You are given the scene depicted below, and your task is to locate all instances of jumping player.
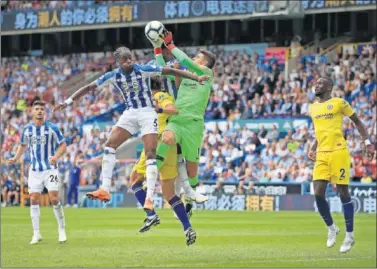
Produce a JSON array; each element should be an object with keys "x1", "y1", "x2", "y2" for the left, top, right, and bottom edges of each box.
[
  {"x1": 8, "y1": 101, "x2": 67, "y2": 244},
  {"x1": 53, "y1": 47, "x2": 209, "y2": 209},
  {"x1": 130, "y1": 77, "x2": 179, "y2": 232},
  {"x1": 308, "y1": 77, "x2": 375, "y2": 253},
  {"x1": 147, "y1": 38, "x2": 208, "y2": 217},
  {"x1": 154, "y1": 31, "x2": 216, "y2": 245}
]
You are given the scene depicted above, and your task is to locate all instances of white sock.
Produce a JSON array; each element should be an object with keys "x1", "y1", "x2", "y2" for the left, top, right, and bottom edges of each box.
[
  {"x1": 346, "y1": 232, "x2": 354, "y2": 238},
  {"x1": 176, "y1": 161, "x2": 186, "y2": 196},
  {"x1": 178, "y1": 161, "x2": 197, "y2": 197},
  {"x1": 146, "y1": 159, "x2": 158, "y2": 199},
  {"x1": 101, "y1": 147, "x2": 116, "y2": 192},
  {"x1": 53, "y1": 202, "x2": 65, "y2": 230},
  {"x1": 328, "y1": 224, "x2": 336, "y2": 231},
  {"x1": 30, "y1": 204, "x2": 40, "y2": 234}
]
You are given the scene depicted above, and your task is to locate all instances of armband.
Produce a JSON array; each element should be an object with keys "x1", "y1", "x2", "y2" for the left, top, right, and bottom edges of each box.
[{"x1": 64, "y1": 98, "x2": 73, "y2": 106}]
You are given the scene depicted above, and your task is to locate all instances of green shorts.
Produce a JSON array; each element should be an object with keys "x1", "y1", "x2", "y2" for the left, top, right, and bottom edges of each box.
[{"x1": 165, "y1": 117, "x2": 204, "y2": 163}]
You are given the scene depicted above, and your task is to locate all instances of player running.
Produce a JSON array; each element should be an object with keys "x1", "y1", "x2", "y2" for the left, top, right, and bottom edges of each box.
[
  {"x1": 307, "y1": 77, "x2": 375, "y2": 253},
  {"x1": 147, "y1": 38, "x2": 208, "y2": 217},
  {"x1": 53, "y1": 47, "x2": 209, "y2": 208},
  {"x1": 154, "y1": 31, "x2": 216, "y2": 245},
  {"x1": 8, "y1": 101, "x2": 67, "y2": 244}
]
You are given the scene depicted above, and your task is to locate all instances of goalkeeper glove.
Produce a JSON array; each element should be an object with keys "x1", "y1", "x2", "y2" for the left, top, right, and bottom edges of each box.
[
  {"x1": 146, "y1": 35, "x2": 163, "y2": 49},
  {"x1": 163, "y1": 31, "x2": 175, "y2": 50}
]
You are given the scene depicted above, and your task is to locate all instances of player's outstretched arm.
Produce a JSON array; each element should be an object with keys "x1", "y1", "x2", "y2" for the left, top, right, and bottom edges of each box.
[
  {"x1": 53, "y1": 81, "x2": 97, "y2": 112},
  {"x1": 349, "y1": 113, "x2": 375, "y2": 160},
  {"x1": 161, "y1": 67, "x2": 209, "y2": 84},
  {"x1": 7, "y1": 144, "x2": 27, "y2": 164},
  {"x1": 163, "y1": 31, "x2": 206, "y2": 75},
  {"x1": 172, "y1": 61, "x2": 182, "y2": 88},
  {"x1": 153, "y1": 48, "x2": 175, "y2": 81},
  {"x1": 53, "y1": 70, "x2": 116, "y2": 112}
]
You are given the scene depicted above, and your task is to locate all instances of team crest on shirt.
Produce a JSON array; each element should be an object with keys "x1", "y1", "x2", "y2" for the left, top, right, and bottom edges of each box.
[{"x1": 327, "y1": 104, "x2": 333, "y2": 110}]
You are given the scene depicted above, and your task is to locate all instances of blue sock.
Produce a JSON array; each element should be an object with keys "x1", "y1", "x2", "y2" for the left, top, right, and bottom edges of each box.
[
  {"x1": 315, "y1": 195, "x2": 334, "y2": 227},
  {"x1": 341, "y1": 196, "x2": 354, "y2": 233},
  {"x1": 132, "y1": 183, "x2": 156, "y2": 217},
  {"x1": 169, "y1": 196, "x2": 191, "y2": 231}
]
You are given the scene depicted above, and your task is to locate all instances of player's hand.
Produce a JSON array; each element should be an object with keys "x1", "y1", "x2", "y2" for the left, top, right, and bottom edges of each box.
[
  {"x1": 173, "y1": 61, "x2": 181, "y2": 69},
  {"x1": 49, "y1": 156, "x2": 58, "y2": 165},
  {"x1": 7, "y1": 157, "x2": 18, "y2": 165},
  {"x1": 147, "y1": 35, "x2": 163, "y2": 49},
  {"x1": 197, "y1": 75, "x2": 210, "y2": 85},
  {"x1": 163, "y1": 31, "x2": 174, "y2": 46},
  {"x1": 307, "y1": 151, "x2": 316, "y2": 161},
  {"x1": 365, "y1": 144, "x2": 376, "y2": 161},
  {"x1": 53, "y1": 102, "x2": 68, "y2": 112}
]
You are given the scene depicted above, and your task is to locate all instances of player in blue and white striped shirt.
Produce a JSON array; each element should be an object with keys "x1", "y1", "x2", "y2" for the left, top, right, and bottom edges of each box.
[
  {"x1": 53, "y1": 47, "x2": 209, "y2": 213},
  {"x1": 8, "y1": 100, "x2": 67, "y2": 245}
]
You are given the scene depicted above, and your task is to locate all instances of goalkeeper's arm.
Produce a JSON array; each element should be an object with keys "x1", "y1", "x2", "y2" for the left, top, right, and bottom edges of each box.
[
  {"x1": 153, "y1": 48, "x2": 175, "y2": 81},
  {"x1": 163, "y1": 32, "x2": 205, "y2": 76}
]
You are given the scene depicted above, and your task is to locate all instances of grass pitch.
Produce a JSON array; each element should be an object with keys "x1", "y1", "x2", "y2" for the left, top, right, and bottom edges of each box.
[{"x1": 1, "y1": 208, "x2": 376, "y2": 268}]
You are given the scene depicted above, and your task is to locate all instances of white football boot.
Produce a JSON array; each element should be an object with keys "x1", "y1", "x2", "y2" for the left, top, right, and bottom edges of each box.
[
  {"x1": 327, "y1": 225, "x2": 340, "y2": 248},
  {"x1": 30, "y1": 231, "x2": 42, "y2": 245},
  {"x1": 59, "y1": 228, "x2": 67, "y2": 243},
  {"x1": 340, "y1": 235, "x2": 355, "y2": 253}
]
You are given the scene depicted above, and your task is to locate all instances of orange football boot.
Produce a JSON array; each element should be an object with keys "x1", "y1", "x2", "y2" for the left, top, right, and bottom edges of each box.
[{"x1": 86, "y1": 188, "x2": 111, "y2": 202}]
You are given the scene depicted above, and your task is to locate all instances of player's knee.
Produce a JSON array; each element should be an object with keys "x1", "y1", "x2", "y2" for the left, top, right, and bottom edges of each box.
[
  {"x1": 162, "y1": 131, "x2": 175, "y2": 146},
  {"x1": 50, "y1": 197, "x2": 59, "y2": 206},
  {"x1": 337, "y1": 186, "x2": 350, "y2": 201},
  {"x1": 130, "y1": 171, "x2": 142, "y2": 185},
  {"x1": 145, "y1": 149, "x2": 156, "y2": 160},
  {"x1": 30, "y1": 196, "x2": 40, "y2": 205},
  {"x1": 104, "y1": 140, "x2": 118, "y2": 151}
]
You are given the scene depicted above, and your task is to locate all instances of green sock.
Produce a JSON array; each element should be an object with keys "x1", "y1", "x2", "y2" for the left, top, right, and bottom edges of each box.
[
  {"x1": 188, "y1": 176, "x2": 198, "y2": 189},
  {"x1": 156, "y1": 142, "x2": 171, "y2": 169}
]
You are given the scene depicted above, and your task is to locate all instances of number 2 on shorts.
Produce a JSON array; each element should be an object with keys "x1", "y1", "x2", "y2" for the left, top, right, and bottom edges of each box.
[{"x1": 49, "y1": 175, "x2": 58, "y2": 183}]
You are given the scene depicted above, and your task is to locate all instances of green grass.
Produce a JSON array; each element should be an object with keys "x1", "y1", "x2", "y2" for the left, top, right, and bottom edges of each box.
[{"x1": 1, "y1": 208, "x2": 376, "y2": 268}]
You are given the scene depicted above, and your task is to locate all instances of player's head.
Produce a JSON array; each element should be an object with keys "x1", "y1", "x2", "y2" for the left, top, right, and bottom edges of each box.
[
  {"x1": 114, "y1": 46, "x2": 133, "y2": 71},
  {"x1": 315, "y1": 77, "x2": 333, "y2": 98},
  {"x1": 150, "y1": 76, "x2": 162, "y2": 95},
  {"x1": 32, "y1": 100, "x2": 46, "y2": 121},
  {"x1": 193, "y1": 50, "x2": 216, "y2": 69},
  {"x1": 162, "y1": 47, "x2": 173, "y2": 61}
]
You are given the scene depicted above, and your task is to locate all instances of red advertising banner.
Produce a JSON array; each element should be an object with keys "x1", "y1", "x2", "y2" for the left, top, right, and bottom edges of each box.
[{"x1": 264, "y1": 47, "x2": 287, "y2": 64}]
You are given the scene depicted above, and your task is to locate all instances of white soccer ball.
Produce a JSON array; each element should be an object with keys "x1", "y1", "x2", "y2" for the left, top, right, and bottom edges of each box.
[{"x1": 145, "y1": 21, "x2": 165, "y2": 42}]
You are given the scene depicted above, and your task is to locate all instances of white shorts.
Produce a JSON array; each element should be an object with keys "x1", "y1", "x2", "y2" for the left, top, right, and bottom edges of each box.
[
  {"x1": 116, "y1": 107, "x2": 158, "y2": 136},
  {"x1": 28, "y1": 168, "x2": 59, "y2": 193}
]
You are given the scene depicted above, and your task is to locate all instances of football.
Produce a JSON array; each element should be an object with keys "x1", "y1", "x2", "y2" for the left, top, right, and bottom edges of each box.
[{"x1": 145, "y1": 21, "x2": 165, "y2": 42}]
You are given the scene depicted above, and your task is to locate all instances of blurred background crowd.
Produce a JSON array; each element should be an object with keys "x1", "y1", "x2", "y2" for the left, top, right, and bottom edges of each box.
[{"x1": 1, "y1": 0, "x2": 376, "y2": 207}]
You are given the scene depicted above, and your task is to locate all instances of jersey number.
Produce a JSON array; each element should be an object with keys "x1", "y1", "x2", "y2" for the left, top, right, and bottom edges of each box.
[
  {"x1": 339, "y1": 169, "x2": 346, "y2": 180},
  {"x1": 49, "y1": 175, "x2": 58, "y2": 183},
  {"x1": 153, "y1": 118, "x2": 158, "y2": 127}
]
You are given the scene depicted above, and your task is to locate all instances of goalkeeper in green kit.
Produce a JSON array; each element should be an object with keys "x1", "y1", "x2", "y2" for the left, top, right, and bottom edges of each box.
[{"x1": 156, "y1": 30, "x2": 215, "y2": 245}]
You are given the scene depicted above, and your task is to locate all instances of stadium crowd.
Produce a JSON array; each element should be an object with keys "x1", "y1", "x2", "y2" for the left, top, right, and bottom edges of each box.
[{"x1": 1, "y1": 40, "x2": 376, "y2": 206}]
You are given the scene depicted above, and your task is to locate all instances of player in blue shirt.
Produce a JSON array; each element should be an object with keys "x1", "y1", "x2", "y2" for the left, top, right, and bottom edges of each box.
[
  {"x1": 8, "y1": 100, "x2": 67, "y2": 244},
  {"x1": 66, "y1": 152, "x2": 83, "y2": 208},
  {"x1": 54, "y1": 47, "x2": 209, "y2": 216}
]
